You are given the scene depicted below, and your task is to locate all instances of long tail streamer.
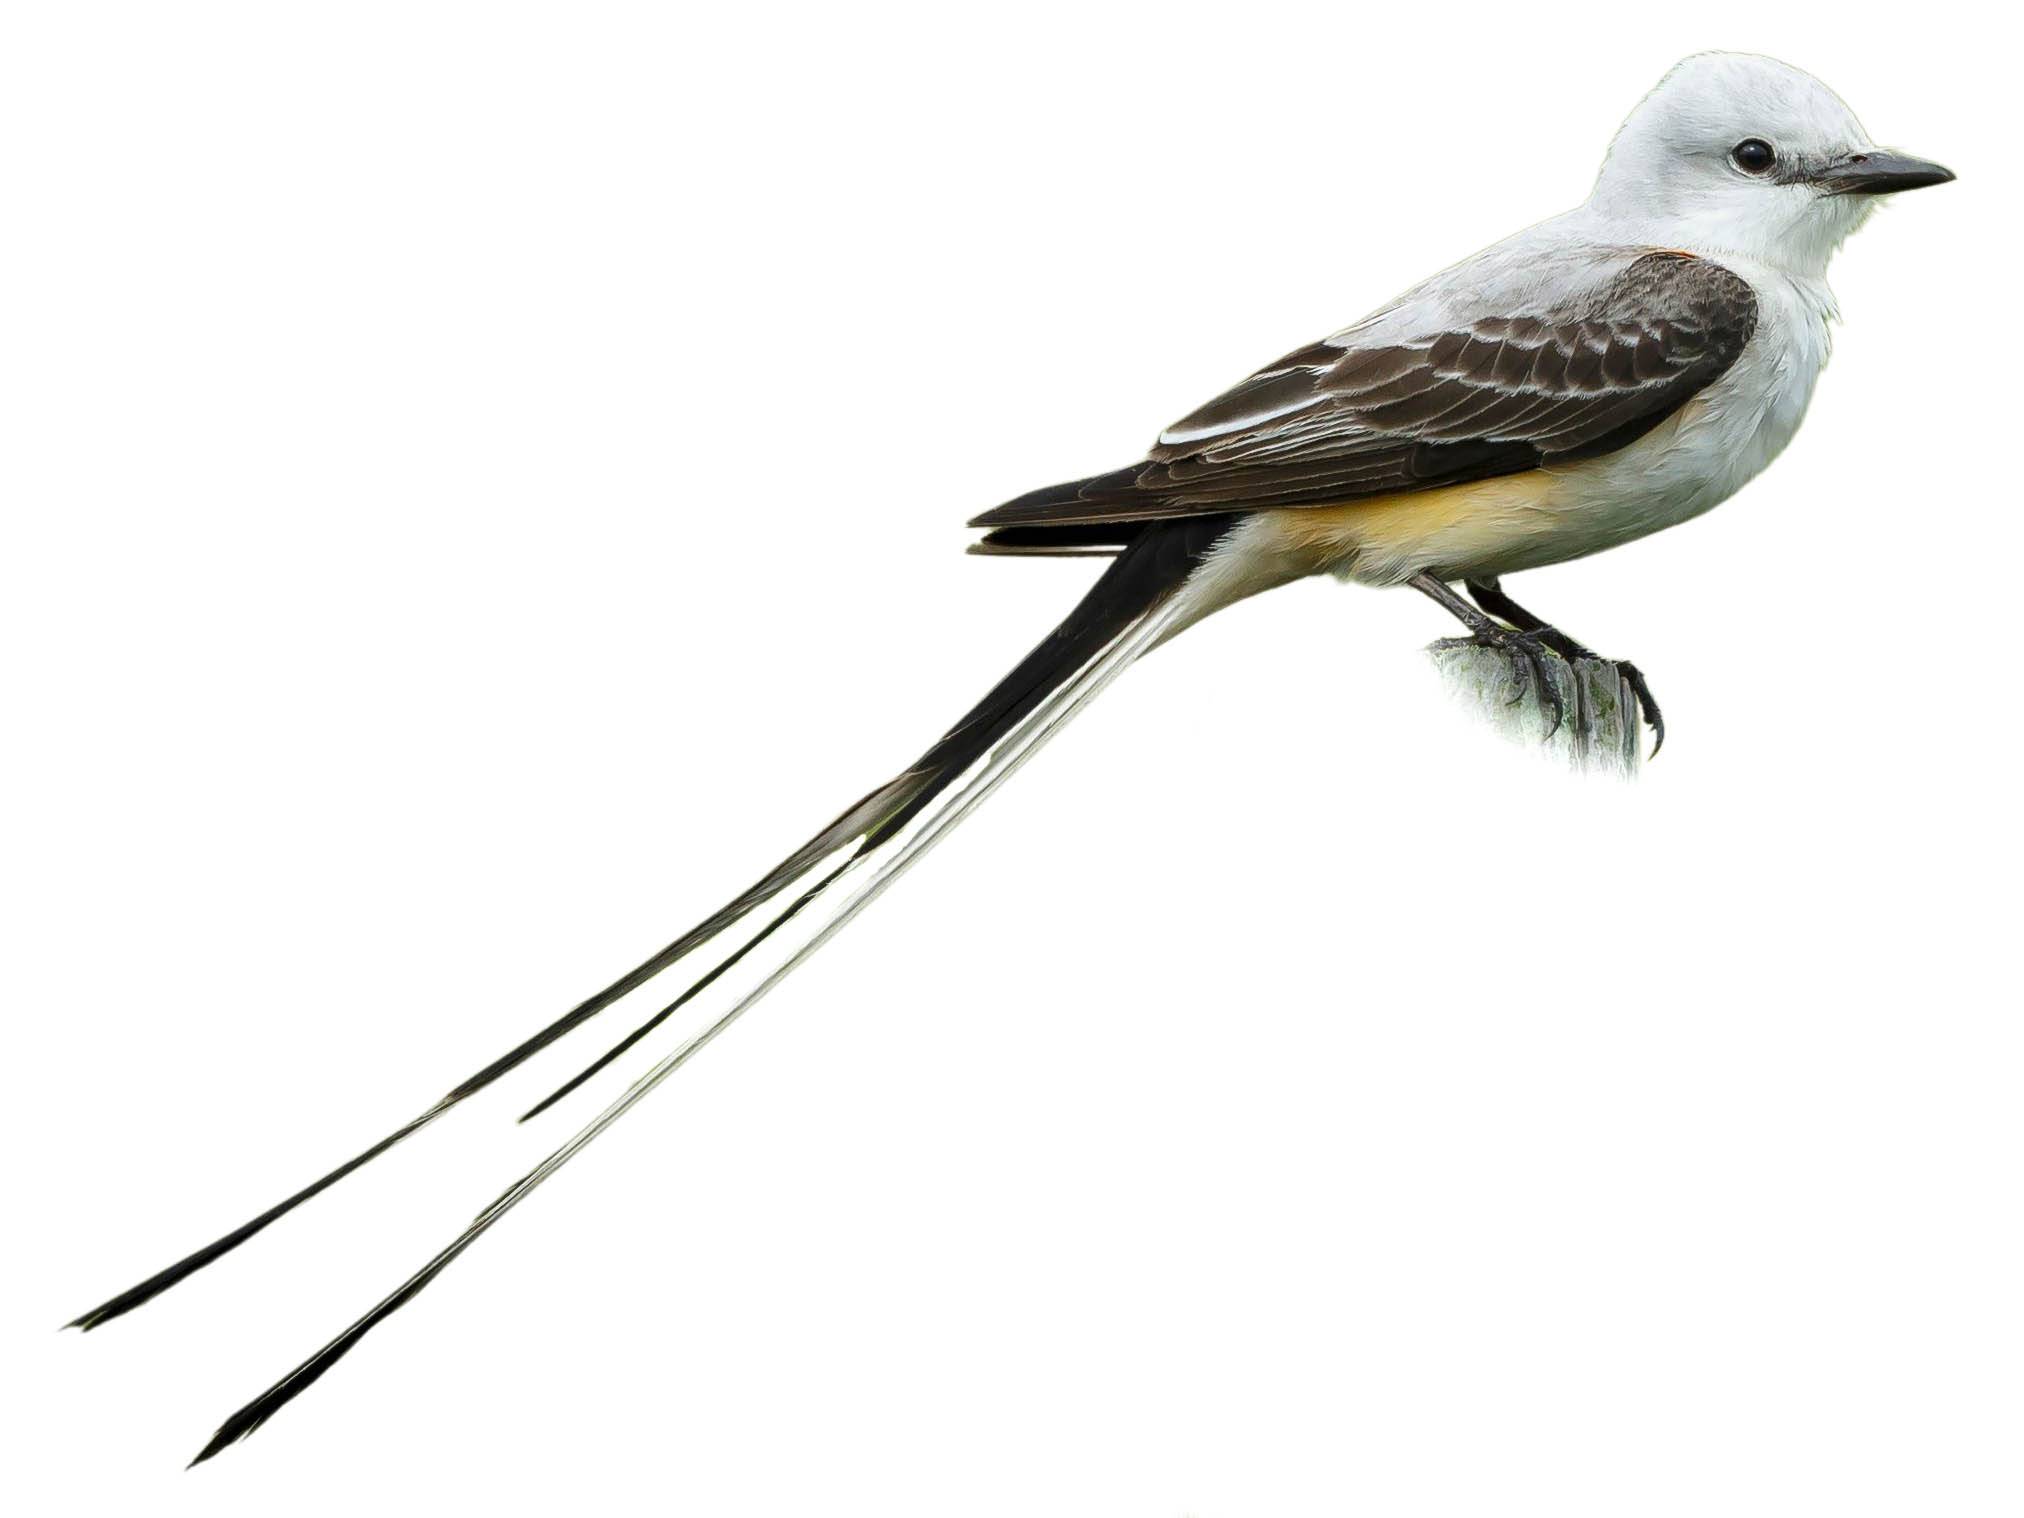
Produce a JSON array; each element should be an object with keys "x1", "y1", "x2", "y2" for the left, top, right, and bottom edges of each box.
[
  {"x1": 65, "y1": 833, "x2": 876, "y2": 1332},
  {"x1": 188, "y1": 595, "x2": 1182, "y2": 1464}
]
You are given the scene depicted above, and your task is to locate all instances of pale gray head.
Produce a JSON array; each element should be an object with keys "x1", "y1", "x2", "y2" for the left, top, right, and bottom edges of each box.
[{"x1": 1587, "y1": 53, "x2": 1952, "y2": 277}]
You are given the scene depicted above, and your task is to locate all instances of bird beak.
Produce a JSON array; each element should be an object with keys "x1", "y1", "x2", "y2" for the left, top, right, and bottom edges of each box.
[{"x1": 1810, "y1": 149, "x2": 1956, "y2": 196}]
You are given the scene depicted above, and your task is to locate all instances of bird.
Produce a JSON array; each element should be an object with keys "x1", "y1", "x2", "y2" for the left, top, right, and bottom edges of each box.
[{"x1": 69, "y1": 51, "x2": 1952, "y2": 1464}]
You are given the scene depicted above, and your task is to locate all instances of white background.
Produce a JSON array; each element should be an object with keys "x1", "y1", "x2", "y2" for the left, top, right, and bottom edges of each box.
[{"x1": 4, "y1": 3, "x2": 2015, "y2": 1513}]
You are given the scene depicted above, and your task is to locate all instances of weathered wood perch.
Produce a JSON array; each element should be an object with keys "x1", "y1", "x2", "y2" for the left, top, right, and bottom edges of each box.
[{"x1": 1427, "y1": 641, "x2": 1647, "y2": 774}]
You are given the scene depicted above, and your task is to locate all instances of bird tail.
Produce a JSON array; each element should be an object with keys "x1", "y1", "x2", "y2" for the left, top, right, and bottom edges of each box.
[
  {"x1": 77, "y1": 517, "x2": 1234, "y2": 1456},
  {"x1": 180, "y1": 514, "x2": 1234, "y2": 1463}
]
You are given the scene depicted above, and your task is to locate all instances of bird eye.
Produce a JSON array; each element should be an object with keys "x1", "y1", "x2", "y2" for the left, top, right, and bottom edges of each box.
[{"x1": 1731, "y1": 138, "x2": 1776, "y2": 174}]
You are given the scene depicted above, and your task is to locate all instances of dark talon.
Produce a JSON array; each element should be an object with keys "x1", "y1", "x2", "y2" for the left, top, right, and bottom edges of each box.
[
  {"x1": 1511, "y1": 631, "x2": 1566, "y2": 737},
  {"x1": 1618, "y1": 662, "x2": 1665, "y2": 756}
]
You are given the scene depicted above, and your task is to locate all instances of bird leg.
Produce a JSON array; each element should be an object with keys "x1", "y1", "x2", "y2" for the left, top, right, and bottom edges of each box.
[
  {"x1": 1464, "y1": 577, "x2": 1664, "y2": 754},
  {"x1": 1408, "y1": 573, "x2": 1567, "y2": 737}
]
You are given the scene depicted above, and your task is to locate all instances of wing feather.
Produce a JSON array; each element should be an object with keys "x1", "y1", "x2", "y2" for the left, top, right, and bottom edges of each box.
[{"x1": 972, "y1": 251, "x2": 1757, "y2": 539}]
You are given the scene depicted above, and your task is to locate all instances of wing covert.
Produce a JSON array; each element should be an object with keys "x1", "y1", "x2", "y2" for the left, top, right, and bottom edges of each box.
[{"x1": 972, "y1": 251, "x2": 1758, "y2": 534}]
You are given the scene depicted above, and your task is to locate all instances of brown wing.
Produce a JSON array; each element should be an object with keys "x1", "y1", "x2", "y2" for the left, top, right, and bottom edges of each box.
[{"x1": 971, "y1": 252, "x2": 1757, "y2": 547}]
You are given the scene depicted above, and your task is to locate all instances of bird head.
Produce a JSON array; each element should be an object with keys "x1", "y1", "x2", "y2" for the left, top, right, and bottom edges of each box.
[{"x1": 1588, "y1": 53, "x2": 1952, "y2": 278}]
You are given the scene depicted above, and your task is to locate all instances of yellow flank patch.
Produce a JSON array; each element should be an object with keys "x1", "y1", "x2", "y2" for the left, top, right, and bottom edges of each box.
[{"x1": 1259, "y1": 471, "x2": 1562, "y2": 577}]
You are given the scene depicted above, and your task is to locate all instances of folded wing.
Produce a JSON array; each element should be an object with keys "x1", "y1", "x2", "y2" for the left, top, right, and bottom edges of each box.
[{"x1": 971, "y1": 251, "x2": 1757, "y2": 544}]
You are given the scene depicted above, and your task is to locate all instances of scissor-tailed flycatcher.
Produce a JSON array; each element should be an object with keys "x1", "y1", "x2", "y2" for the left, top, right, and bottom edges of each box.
[{"x1": 72, "y1": 52, "x2": 1952, "y2": 1463}]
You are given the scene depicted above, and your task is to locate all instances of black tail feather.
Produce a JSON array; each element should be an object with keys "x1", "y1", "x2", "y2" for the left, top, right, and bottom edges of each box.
[
  {"x1": 178, "y1": 522, "x2": 1230, "y2": 1465},
  {"x1": 188, "y1": 1179, "x2": 509, "y2": 1466},
  {"x1": 868, "y1": 515, "x2": 1234, "y2": 848},
  {"x1": 80, "y1": 520, "x2": 1236, "y2": 1338},
  {"x1": 68, "y1": 1109, "x2": 443, "y2": 1332},
  {"x1": 516, "y1": 859, "x2": 852, "y2": 1123},
  {"x1": 152, "y1": 518, "x2": 1240, "y2": 1463},
  {"x1": 69, "y1": 792, "x2": 903, "y2": 1332},
  {"x1": 513, "y1": 517, "x2": 1238, "y2": 1121}
]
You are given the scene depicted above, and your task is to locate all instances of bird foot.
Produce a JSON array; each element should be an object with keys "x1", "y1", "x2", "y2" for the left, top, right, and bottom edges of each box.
[
  {"x1": 1431, "y1": 626, "x2": 1567, "y2": 737},
  {"x1": 1515, "y1": 626, "x2": 1666, "y2": 759}
]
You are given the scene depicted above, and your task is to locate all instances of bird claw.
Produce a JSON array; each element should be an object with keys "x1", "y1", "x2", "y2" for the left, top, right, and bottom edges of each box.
[
  {"x1": 1434, "y1": 628, "x2": 1567, "y2": 738},
  {"x1": 1613, "y1": 661, "x2": 1666, "y2": 757},
  {"x1": 1515, "y1": 630, "x2": 1664, "y2": 759}
]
